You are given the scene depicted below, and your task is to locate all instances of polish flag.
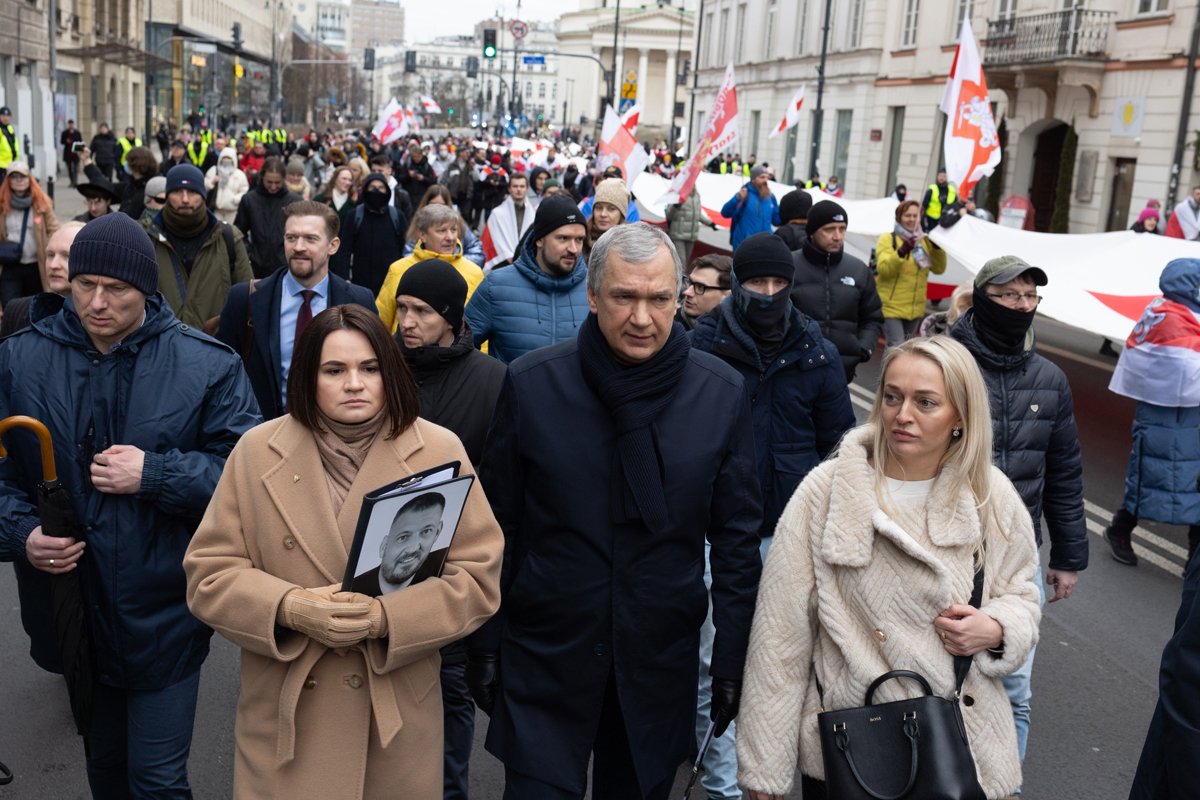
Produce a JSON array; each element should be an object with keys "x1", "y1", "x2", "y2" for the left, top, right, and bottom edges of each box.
[
  {"x1": 659, "y1": 63, "x2": 738, "y2": 205},
  {"x1": 599, "y1": 104, "x2": 650, "y2": 182},
  {"x1": 940, "y1": 20, "x2": 1001, "y2": 200},
  {"x1": 420, "y1": 95, "x2": 442, "y2": 114},
  {"x1": 372, "y1": 98, "x2": 409, "y2": 144},
  {"x1": 619, "y1": 104, "x2": 641, "y2": 135},
  {"x1": 769, "y1": 85, "x2": 806, "y2": 138}
]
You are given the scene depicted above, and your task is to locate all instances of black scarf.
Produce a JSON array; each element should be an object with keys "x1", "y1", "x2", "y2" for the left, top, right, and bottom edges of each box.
[
  {"x1": 970, "y1": 289, "x2": 1036, "y2": 355},
  {"x1": 577, "y1": 312, "x2": 690, "y2": 530},
  {"x1": 730, "y1": 274, "x2": 791, "y2": 366}
]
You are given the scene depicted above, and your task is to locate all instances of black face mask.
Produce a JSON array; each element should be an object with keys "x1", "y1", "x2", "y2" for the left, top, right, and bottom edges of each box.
[
  {"x1": 733, "y1": 274, "x2": 791, "y2": 353},
  {"x1": 971, "y1": 288, "x2": 1036, "y2": 355},
  {"x1": 363, "y1": 189, "x2": 390, "y2": 211}
]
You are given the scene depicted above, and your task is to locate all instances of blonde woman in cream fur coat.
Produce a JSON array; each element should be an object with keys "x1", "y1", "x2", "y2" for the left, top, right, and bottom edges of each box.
[{"x1": 737, "y1": 336, "x2": 1042, "y2": 800}]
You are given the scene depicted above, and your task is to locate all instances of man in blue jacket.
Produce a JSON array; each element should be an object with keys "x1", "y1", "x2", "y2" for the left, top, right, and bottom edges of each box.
[
  {"x1": 720, "y1": 166, "x2": 780, "y2": 249},
  {"x1": 465, "y1": 194, "x2": 590, "y2": 363},
  {"x1": 0, "y1": 213, "x2": 261, "y2": 797}
]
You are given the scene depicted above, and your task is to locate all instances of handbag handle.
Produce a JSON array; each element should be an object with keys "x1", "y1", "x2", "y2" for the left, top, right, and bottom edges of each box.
[
  {"x1": 864, "y1": 669, "x2": 933, "y2": 705},
  {"x1": 833, "y1": 715, "x2": 921, "y2": 800}
]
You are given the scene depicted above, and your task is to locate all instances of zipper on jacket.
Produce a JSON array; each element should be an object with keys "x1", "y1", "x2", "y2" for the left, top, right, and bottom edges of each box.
[{"x1": 998, "y1": 370, "x2": 1010, "y2": 472}]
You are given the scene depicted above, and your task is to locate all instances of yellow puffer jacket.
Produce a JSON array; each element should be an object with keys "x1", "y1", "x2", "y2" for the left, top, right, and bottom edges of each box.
[
  {"x1": 875, "y1": 230, "x2": 948, "y2": 320},
  {"x1": 375, "y1": 241, "x2": 484, "y2": 333}
]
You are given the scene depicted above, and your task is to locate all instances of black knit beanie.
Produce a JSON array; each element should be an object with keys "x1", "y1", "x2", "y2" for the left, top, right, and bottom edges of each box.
[
  {"x1": 733, "y1": 232, "x2": 796, "y2": 283},
  {"x1": 779, "y1": 189, "x2": 812, "y2": 223},
  {"x1": 530, "y1": 194, "x2": 585, "y2": 243},
  {"x1": 396, "y1": 259, "x2": 468, "y2": 332},
  {"x1": 806, "y1": 200, "x2": 848, "y2": 236},
  {"x1": 69, "y1": 212, "x2": 160, "y2": 295}
]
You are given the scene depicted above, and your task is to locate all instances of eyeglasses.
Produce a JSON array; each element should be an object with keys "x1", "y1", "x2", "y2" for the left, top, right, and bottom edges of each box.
[
  {"x1": 683, "y1": 276, "x2": 722, "y2": 295},
  {"x1": 150, "y1": 196, "x2": 167, "y2": 203},
  {"x1": 987, "y1": 291, "x2": 1042, "y2": 306}
]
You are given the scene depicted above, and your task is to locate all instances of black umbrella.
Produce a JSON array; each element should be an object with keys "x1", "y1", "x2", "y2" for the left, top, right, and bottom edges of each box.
[{"x1": 0, "y1": 415, "x2": 92, "y2": 742}]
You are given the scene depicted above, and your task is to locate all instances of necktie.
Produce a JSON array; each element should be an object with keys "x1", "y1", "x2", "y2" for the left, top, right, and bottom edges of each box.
[{"x1": 294, "y1": 290, "x2": 315, "y2": 354}]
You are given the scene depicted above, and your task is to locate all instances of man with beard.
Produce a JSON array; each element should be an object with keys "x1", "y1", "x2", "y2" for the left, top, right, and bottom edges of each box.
[
  {"x1": 335, "y1": 172, "x2": 410, "y2": 296},
  {"x1": 391, "y1": 258, "x2": 506, "y2": 800},
  {"x1": 676, "y1": 254, "x2": 731, "y2": 330},
  {"x1": 464, "y1": 195, "x2": 590, "y2": 363},
  {"x1": 215, "y1": 200, "x2": 376, "y2": 420},
  {"x1": 351, "y1": 492, "x2": 449, "y2": 596},
  {"x1": 686, "y1": 233, "x2": 853, "y2": 800},
  {"x1": 720, "y1": 166, "x2": 780, "y2": 249},
  {"x1": 234, "y1": 157, "x2": 302, "y2": 278},
  {"x1": 147, "y1": 164, "x2": 254, "y2": 330}
]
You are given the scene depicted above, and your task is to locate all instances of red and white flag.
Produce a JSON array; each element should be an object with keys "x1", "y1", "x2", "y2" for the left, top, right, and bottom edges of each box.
[
  {"x1": 599, "y1": 103, "x2": 650, "y2": 182},
  {"x1": 1110, "y1": 296, "x2": 1200, "y2": 407},
  {"x1": 619, "y1": 104, "x2": 641, "y2": 136},
  {"x1": 659, "y1": 63, "x2": 738, "y2": 205},
  {"x1": 405, "y1": 105, "x2": 422, "y2": 133},
  {"x1": 769, "y1": 85, "x2": 806, "y2": 139},
  {"x1": 372, "y1": 97, "x2": 409, "y2": 144},
  {"x1": 940, "y1": 20, "x2": 1001, "y2": 200},
  {"x1": 420, "y1": 95, "x2": 442, "y2": 114}
]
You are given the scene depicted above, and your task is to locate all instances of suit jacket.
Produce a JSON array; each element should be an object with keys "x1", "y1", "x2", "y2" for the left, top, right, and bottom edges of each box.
[
  {"x1": 349, "y1": 547, "x2": 449, "y2": 597},
  {"x1": 215, "y1": 267, "x2": 376, "y2": 420}
]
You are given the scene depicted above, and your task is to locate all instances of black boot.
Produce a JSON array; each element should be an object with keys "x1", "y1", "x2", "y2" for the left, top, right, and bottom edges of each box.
[
  {"x1": 1099, "y1": 338, "x2": 1119, "y2": 357},
  {"x1": 1105, "y1": 521, "x2": 1138, "y2": 566}
]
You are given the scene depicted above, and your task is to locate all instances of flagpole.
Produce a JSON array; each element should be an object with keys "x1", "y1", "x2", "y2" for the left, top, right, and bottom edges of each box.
[{"x1": 808, "y1": 0, "x2": 833, "y2": 178}]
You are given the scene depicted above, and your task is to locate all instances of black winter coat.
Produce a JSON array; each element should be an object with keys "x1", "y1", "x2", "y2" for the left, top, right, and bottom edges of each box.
[
  {"x1": 950, "y1": 311, "x2": 1088, "y2": 571},
  {"x1": 233, "y1": 185, "x2": 303, "y2": 278},
  {"x1": 335, "y1": 201, "x2": 409, "y2": 296},
  {"x1": 84, "y1": 162, "x2": 147, "y2": 221},
  {"x1": 775, "y1": 222, "x2": 808, "y2": 252},
  {"x1": 88, "y1": 131, "x2": 118, "y2": 167},
  {"x1": 690, "y1": 303, "x2": 856, "y2": 535},
  {"x1": 790, "y1": 241, "x2": 884, "y2": 380},
  {"x1": 476, "y1": 338, "x2": 763, "y2": 794},
  {"x1": 399, "y1": 156, "x2": 436, "y2": 202}
]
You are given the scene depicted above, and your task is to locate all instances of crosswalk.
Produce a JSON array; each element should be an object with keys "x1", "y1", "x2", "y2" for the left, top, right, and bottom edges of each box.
[{"x1": 846, "y1": 380, "x2": 1188, "y2": 579}]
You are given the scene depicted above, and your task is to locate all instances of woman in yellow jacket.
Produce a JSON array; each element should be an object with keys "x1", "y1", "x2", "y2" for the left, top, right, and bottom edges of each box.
[
  {"x1": 876, "y1": 199, "x2": 947, "y2": 347},
  {"x1": 376, "y1": 203, "x2": 483, "y2": 333}
]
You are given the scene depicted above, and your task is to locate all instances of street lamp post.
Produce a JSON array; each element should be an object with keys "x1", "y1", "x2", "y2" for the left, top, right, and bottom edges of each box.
[
  {"x1": 808, "y1": 0, "x2": 834, "y2": 179},
  {"x1": 609, "y1": 0, "x2": 621, "y2": 104}
]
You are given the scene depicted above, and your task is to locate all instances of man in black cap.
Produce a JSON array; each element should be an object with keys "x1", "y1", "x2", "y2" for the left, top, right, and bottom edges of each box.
[
  {"x1": 75, "y1": 175, "x2": 121, "y2": 223},
  {"x1": 949, "y1": 254, "x2": 1086, "y2": 789},
  {"x1": 0, "y1": 212, "x2": 259, "y2": 796},
  {"x1": 774, "y1": 189, "x2": 811, "y2": 251},
  {"x1": 0, "y1": 106, "x2": 17, "y2": 179},
  {"x1": 233, "y1": 156, "x2": 303, "y2": 278},
  {"x1": 394, "y1": 258, "x2": 506, "y2": 800},
  {"x1": 687, "y1": 232, "x2": 853, "y2": 800},
  {"x1": 789, "y1": 199, "x2": 883, "y2": 381},
  {"x1": 465, "y1": 194, "x2": 590, "y2": 363}
]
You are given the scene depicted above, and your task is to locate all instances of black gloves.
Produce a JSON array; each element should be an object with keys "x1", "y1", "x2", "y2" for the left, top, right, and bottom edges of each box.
[
  {"x1": 710, "y1": 677, "x2": 742, "y2": 738},
  {"x1": 897, "y1": 238, "x2": 915, "y2": 258},
  {"x1": 466, "y1": 650, "x2": 499, "y2": 714}
]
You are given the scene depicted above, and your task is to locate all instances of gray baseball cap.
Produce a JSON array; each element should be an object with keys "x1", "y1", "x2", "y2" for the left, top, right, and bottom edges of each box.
[{"x1": 974, "y1": 255, "x2": 1048, "y2": 289}]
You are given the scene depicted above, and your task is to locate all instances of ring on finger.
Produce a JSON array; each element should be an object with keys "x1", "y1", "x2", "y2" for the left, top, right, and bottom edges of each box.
[{"x1": 49, "y1": 559, "x2": 55, "y2": 566}]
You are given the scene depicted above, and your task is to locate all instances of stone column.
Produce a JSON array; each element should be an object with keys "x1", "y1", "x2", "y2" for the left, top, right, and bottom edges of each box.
[
  {"x1": 663, "y1": 51, "x2": 677, "y2": 131},
  {"x1": 636, "y1": 48, "x2": 649, "y2": 110}
]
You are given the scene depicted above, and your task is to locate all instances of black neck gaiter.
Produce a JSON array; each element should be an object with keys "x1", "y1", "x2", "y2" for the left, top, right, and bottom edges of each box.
[
  {"x1": 732, "y1": 274, "x2": 791, "y2": 363},
  {"x1": 970, "y1": 289, "x2": 1036, "y2": 355}
]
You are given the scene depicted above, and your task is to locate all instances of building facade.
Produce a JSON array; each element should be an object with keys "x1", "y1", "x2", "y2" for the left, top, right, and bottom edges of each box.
[
  {"x1": 691, "y1": 0, "x2": 1200, "y2": 232},
  {"x1": 350, "y1": 0, "x2": 403, "y2": 51}
]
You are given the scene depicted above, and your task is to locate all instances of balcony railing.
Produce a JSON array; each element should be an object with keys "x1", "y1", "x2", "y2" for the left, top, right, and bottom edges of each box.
[{"x1": 983, "y1": 8, "x2": 1114, "y2": 66}]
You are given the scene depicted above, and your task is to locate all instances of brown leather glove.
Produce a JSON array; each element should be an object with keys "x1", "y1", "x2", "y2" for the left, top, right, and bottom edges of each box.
[
  {"x1": 334, "y1": 592, "x2": 387, "y2": 639},
  {"x1": 277, "y1": 587, "x2": 372, "y2": 648}
]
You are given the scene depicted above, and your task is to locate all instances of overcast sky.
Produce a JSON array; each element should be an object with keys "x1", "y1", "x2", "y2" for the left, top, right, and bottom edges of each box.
[{"x1": 411, "y1": 1, "x2": 574, "y2": 41}]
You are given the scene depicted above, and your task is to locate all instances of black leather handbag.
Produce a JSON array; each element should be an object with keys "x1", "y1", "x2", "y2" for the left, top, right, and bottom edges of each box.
[{"x1": 817, "y1": 569, "x2": 987, "y2": 800}]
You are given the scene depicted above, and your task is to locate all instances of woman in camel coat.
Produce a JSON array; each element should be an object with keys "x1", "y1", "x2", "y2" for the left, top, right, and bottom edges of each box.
[{"x1": 185, "y1": 305, "x2": 502, "y2": 799}]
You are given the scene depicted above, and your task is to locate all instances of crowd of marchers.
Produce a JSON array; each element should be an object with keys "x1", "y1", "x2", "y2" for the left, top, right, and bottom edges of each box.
[{"x1": 0, "y1": 115, "x2": 1198, "y2": 800}]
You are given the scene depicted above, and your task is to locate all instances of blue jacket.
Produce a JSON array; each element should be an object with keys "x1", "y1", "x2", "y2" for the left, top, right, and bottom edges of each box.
[
  {"x1": 1122, "y1": 402, "x2": 1200, "y2": 525},
  {"x1": 0, "y1": 293, "x2": 261, "y2": 684},
  {"x1": 690, "y1": 302, "x2": 856, "y2": 535},
  {"x1": 464, "y1": 232, "x2": 589, "y2": 363},
  {"x1": 721, "y1": 185, "x2": 781, "y2": 249}
]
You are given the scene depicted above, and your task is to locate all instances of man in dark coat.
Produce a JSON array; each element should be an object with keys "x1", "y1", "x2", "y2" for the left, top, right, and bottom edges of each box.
[
  {"x1": 233, "y1": 156, "x2": 302, "y2": 278},
  {"x1": 688, "y1": 233, "x2": 853, "y2": 800},
  {"x1": 216, "y1": 200, "x2": 376, "y2": 420},
  {"x1": 950, "y1": 254, "x2": 1087, "y2": 785},
  {"x1": 60, "y1": 119, "x2": 83, "y2": 187},
  {"x1": 392, "y1": 257, "x2": 505, "y2": 800},
  {"x1": 334, "y1": 172, "x2": 409, "y2": 296},
  {"x1": 470, "y1": 223, "x2": 763, "y2": 799},
  {"x1": 399, "y1": 142, "x2": 437, "y2": 203},
  {"x1": 88, "y1": 123, "x2": 119, "y2": 180},
  {"x1": 1128, "y1": 549, "x2": 1200, "y2": 799},
  {"x1": 0, "y1": 213, "x2": 260, "y2": 795},
  {"x1": 790, "y1": 199, "x2": 884, "y2": 381}
]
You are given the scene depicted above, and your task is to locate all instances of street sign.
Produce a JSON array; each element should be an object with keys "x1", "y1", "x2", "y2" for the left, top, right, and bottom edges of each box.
[
  {"x1": 619, "y1": 70, "x2": 638, "y2": 113},
  {"x1": 522, "y1": 54, "x2": 545, "y2": 66},
  {"x1": 509, "y1": 19, "x2": 529, "y2": 40}
]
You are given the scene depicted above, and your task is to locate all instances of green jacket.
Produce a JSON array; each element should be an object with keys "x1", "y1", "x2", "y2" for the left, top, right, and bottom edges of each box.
[
  {"x1": 666, "y1": 191, "x2": 707, "y2": 242},
  {"x1": 875, "y1": 230, "x2": 948, "y2": 320},
  {"x1": 146, "y1": 213, "x2": 254, "y2": 329}
]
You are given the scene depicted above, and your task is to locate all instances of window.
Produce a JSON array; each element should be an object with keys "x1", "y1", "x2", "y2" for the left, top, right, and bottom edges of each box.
[
  {"x1": 847, "y1": 0, "x2": 864, "y2": 49},
  {"x1": 735, "y1": 4, "x2": 747, "y2": 62},
  {"x1": 703, "y1": 12, "x2": 714, "y2": 67},
  {"x1": 953, "y1": 0, "x2": 974, "y2": 37},
  {"x1": 833, "y1": 109, "x2": 852, "y2": 185},
  {"x1": 526, "y1": 81, "x2": 532, "y2": 98},
  {"x1": 717, "y1": 8, "x2": 729, "y2": 63},
  {"x1": 796, "y1": 0, "x2": 810, "y2": 55},
  {"x1": 538, "y1": 83, "x2": 546, "y2": 98},
  {"x1": 1137, "y1": 0, "x2": 1167, "y2": 12},
  {"x1": 996, "y1": 0, "x2": 1018, "y2": 21},
  {"x1": 885, "y1": 106, "x2": 905, "y2": 192},
  {"x1": 765, "y1": 1, "x2": 777, "y2": 59},
  {"x1": 901, "y1": 0, "x2": 920, "y2": 47}
]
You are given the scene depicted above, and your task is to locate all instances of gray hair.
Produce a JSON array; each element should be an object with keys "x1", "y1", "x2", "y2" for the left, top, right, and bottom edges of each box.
[
  {"x1": 587, "y1": 223, "x2": 682, "y2": 295},
  {"x1": 413, "y1": 202, "x2": 460, "y2": 232}
]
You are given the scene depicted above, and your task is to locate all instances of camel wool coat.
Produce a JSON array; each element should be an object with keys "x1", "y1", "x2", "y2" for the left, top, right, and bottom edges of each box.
[
  {"x1": 184, "y1": 415, "x2": 502, "y2": 799},
  {"x1": 737, "y1": 427, "x2": 1042, "y2": 799}
]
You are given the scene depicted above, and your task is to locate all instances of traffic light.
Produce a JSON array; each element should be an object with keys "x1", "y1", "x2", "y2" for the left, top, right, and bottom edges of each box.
[
  {"x1": 404, "y1": 50, "x2": 416, "y2": 73},
  {"x1": 448, "y1": 108, "x2": 455, "y2": 117},
  {"x1": 363, "y1": 48, "x2": 376, "y2": 71},
  {"x1": 231, "y1": 22, "x2": 242, "y2": 51},
  {"x1": 483, "y1": 29, "x2": 497, "y2": 60},
  {"x1": 466, "y1": 55, "x2": 479, "y2": 79}
]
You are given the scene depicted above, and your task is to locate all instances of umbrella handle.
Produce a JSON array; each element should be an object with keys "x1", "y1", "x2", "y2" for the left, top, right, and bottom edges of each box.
[{"x1": 0, "y1": 415, "x2": 57, "y2": 483}]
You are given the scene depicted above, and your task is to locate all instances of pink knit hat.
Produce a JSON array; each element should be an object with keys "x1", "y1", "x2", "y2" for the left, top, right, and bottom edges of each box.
[{"x1": 1138, "y1": 207, "x2": 1160, "y2": 224}]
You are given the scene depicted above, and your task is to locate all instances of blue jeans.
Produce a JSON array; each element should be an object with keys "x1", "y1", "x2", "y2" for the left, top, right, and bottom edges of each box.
[
  {"x1": 85, "y1": 670, "x2": 201, "y2": 800},
  {"x1": 1001, "y1": 574, "x2": 1047, "y2": 792}
]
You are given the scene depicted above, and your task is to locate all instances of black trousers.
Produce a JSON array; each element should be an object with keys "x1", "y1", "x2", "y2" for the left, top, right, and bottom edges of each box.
[
  {"x1": 502, "y1": 671, "x2": 673, "y2": 800},
  {"x1": 441, "y1": 662, "x2": 474, "y2": 800}
]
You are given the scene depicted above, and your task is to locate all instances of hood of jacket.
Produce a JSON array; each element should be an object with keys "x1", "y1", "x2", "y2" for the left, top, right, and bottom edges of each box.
[
  {"x1": 31, "y1": 291, "x2": 178, "y2": 351},
  {"x1": 1160, "y1": 258, "x2": 1200, "y2": 312},
  {"x1": 511, "y1": 227, "x2": 586, "y2": 294},
  {"x1": 412, "y1": 240, "x2": 465, "y2": 263},
  {"x1": 949, "y1": 308, "x2": 1034, "y2": 372},
  {"x1": 218, "y1": 146, "x2": 238, "y2": 165}
]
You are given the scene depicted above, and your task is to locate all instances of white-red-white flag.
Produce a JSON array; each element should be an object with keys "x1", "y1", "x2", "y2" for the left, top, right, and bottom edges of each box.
[
  {"x1": 420, "y1": 95, "x2": 442, "y2": 114},
  {"x1": 372, "y1": 97, "x2": 409, "y2": 144},
  {"x1": 659, "y1": 63, "x2": 739, "y2": 205},
  {"x1": 940, "y1": 20, "x2": 1001, "y2": 200},
  {"x1": 769, "y1": 85, "x2": 806, "y2": 139},
  {"x1": 619, "y1": 104, "x2": 641, "y2": 136},
  {"x1": 599, "y1": 104, "x2": 651, "y2": 182},
  {"x1": 405, "y1": 105, "x2": 422, "y2": 133}
]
